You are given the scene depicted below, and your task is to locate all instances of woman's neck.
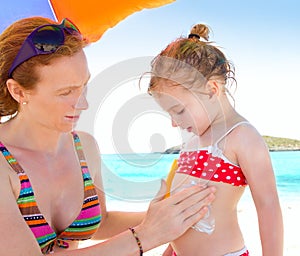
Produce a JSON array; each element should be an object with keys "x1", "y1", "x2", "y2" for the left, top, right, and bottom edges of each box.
[{"x1": 0, "y1": 115, "x2": 70, "y2": 155}]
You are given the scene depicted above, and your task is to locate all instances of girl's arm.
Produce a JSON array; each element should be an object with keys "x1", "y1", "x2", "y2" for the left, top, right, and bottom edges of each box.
[{"x1": 236, "y1": 125, "x2": 283, "y2": 256}]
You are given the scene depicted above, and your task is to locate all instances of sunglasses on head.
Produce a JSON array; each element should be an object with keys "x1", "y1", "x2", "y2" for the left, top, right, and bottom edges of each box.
[{"x1": 8, "y1": 18, "x2": 82, "y2": 78}]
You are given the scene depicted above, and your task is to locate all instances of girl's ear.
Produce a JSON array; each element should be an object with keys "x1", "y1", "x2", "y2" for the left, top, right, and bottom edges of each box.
[
  {"x1": 206, "y1": 79, "x2": 221, "y2": 98},
  {"x1": 6, "y1": 79, "x2": 28, "y2": 104}
]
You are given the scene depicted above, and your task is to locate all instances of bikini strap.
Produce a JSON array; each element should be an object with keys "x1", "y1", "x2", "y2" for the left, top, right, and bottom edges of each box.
[
  {"x1": 71, "y1": 132, "x2": 87, "y2": 163},
  {"x1": 71, "y1": 132, "x2": 97, "y2": 200},
  {"x1": 0, "y1": 141, "x2": 24, "y2": 174},
  {"x1": 72, "y1": 131, "x2": 93, "y2": 180},
  {"x1": 214, "y1": 121, "x2": 249, "y2": 146}
]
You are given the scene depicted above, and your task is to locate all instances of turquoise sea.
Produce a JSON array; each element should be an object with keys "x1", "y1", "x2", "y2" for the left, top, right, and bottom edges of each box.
[{"x1": 101, "y1": 151, "x2": 300, "y2": 209}]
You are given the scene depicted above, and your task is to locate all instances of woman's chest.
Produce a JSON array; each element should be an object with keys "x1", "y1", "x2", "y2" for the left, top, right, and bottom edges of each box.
[{"x1": 10, "y1": 154, "x2": 85, "y2": 233}]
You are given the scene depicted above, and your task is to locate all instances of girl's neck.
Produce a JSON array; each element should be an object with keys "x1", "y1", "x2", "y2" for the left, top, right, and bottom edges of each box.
[
  {"x1": 200, "y1": 97, "x2": 245, "y2": 145},
  {"x1": 214, "y1": 94, "x2": 243, "y2": 123}
]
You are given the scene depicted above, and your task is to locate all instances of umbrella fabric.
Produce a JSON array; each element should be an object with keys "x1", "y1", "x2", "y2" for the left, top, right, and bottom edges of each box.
[{"x1": 0, "y1": 0, "x2": 174, "y2": 42}]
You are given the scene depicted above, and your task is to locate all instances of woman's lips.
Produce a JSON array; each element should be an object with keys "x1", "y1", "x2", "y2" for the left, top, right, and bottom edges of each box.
[{"x1": 65, "y1": 115, "x2": 80, "y2": 122}]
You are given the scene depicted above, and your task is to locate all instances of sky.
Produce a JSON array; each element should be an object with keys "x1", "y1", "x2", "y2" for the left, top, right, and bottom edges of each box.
[{"x1": 77, "y1": 0, "x2": 300, "y2": 153}]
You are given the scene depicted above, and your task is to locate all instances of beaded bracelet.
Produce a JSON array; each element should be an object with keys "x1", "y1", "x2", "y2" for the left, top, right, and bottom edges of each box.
[{"x1": 129, "y1": 227, "x2": 143, "y2": 256}]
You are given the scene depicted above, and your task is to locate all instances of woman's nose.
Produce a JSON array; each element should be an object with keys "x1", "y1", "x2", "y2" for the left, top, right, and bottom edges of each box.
[{"x1": 75, "y1": 89, "x2": 89, "y2": 110}]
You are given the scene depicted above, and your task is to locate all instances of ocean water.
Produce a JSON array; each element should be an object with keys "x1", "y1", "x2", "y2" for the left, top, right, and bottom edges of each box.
[
  {"x1": 101, "y1": 151, "x2": 300, "y2": 209},
  {"x1": 270, "y1": 151, "x2": 300, "y2": 199}
]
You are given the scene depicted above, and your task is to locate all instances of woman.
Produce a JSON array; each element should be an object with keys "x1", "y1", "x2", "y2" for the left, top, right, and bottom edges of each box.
[{"x1": 0, "y1": 17, "x2": 215, "y2": 255}]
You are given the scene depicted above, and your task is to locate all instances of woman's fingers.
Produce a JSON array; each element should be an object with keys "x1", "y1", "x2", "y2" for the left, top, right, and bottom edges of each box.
[
  {"x1": 152, "y1": 179, "x2": 168, "y2": 203},
  {"x1": 166, "y1": 184, "x2": 215, "y2": 207},
  {"x1": 174, "y1": 186, "x2": 215, "y2": 213},
  {"x1": 135, "y1": 183, "x2": 216, "y2": 250},
  {"x1": 180, "y1": 192, "x2": 215, "y2": 226},
  {"x1": 183, "y1": 205, "x2": 209, "y2": 228}
]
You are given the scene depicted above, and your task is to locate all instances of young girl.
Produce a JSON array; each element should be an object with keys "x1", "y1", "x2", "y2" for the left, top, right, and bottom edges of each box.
[{"x1": 148, "y1": 24, "x2": 283, "y2": 255}]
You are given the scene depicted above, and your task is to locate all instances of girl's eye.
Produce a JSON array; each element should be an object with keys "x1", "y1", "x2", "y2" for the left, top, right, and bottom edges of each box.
[{"x1": 177, "y1": 109, "x2": 185, "y2": 115}]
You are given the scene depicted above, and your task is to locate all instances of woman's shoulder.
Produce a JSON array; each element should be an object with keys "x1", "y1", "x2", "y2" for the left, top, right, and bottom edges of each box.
[
  {"x1": 73, "y1": 130, "x2": 101, "y2": 155},
  {"x1": 73, "y1": 130, "x2": 101, "y2": 176},
  {"x1": 0, "y1": 142, "x2": 19, "y2": 198},
  {"x1": 74, "y1": 130, "x2": 97, "y2": 144}
]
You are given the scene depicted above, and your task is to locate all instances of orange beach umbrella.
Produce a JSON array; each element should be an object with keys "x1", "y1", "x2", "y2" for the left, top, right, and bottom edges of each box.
[{"x1": 0, "y1": 0, "x2": 175, "y2": 42}]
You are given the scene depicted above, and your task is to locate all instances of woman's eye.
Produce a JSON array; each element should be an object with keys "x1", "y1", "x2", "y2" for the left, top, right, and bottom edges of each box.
[{"x1": 60, "y1": 90, "x2": 73, "y2": 96}]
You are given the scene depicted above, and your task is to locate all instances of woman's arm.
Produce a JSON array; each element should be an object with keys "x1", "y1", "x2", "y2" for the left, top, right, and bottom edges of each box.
[
  {"x1": 237, "y1": 126, "x2": 284, "y2": 256},
  {"x1": 78, "y1": 131, "x2": 146, "y2": 239},
  {"x1": 77, "y1": 131, "x2": 217, "y2": 253},
  {"x1": 0, "y1": 171, "x2": 43, "y2": 255},
  {"x1": 0, "y1": 168, "x2": 215, "y2": 255},
  {"x1": 92, "y1": 187, "x2": 145, "y2": 240},
  {"x1": 162, "y1": 244, "x2": 174, "y2": 256}
]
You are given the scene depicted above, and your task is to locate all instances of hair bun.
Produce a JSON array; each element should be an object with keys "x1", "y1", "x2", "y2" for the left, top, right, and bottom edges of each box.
[{"x1": 188, "y1": 24, "x2": 210, "y2": 41}]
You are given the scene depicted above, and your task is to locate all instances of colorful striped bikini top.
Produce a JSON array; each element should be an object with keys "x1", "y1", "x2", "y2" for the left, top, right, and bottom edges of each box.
[{"x1": 0, "y1": 132, "x2": 101, "y2": 254}]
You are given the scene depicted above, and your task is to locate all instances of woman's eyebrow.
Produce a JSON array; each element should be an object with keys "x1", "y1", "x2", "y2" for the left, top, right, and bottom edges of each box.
[{"x1": 55, "y1": 85, "x2": 82, "y2": 93}]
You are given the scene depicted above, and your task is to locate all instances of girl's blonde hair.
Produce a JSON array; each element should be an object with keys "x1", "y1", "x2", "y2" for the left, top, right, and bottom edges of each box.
[{"x1": 149, "y1": 24, "x2": 235, "y2": 94}]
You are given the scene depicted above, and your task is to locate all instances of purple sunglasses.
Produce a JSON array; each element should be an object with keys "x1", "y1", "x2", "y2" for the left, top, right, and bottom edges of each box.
[{"x1": 8, "y1": 18, "x2": 81, "y2": 78}]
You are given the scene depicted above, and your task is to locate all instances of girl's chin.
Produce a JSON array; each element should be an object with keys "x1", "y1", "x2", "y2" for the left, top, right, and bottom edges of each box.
[{"x1": 186, "y1": 127, "x2": 193, "y2": 133}]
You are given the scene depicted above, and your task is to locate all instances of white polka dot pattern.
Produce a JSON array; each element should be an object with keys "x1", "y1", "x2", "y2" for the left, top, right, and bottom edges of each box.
[{"x1": 177, "y1": 150, "x2": 247, "y2": 186}]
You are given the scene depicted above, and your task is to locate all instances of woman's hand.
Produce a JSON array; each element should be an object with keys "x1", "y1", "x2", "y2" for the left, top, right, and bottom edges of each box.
[{"x1": 134, "y1": 180, "x2": 215, "y2": 251}]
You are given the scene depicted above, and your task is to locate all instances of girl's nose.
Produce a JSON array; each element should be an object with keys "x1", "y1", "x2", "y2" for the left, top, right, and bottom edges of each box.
[{"x1": 171, "y1": 118, "x2": 180, "y2": 128}]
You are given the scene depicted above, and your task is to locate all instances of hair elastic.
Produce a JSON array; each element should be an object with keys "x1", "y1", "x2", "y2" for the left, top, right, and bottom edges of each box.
[{"x1": 188, "y1": 33, "x2": 200, "y2": 39}]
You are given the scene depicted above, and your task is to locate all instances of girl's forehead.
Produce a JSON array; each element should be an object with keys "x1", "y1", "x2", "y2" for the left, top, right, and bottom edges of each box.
[
  {"x1": 152, "y1": 82, "x2": 208, "y2": 111},
  {"x1": 153, "y1": 86, "x2": 194, "y2": 110},
  {"x1": 152, "y1": 84, "x2": 185, "y2": 99}
]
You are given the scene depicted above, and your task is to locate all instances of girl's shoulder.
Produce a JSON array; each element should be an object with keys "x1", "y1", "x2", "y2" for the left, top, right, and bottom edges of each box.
[{"x1": 227, "y1": 121, "x2": 263, "y2": 144}]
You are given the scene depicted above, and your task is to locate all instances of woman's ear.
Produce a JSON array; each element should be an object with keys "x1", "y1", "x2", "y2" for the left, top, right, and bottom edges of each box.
[{"x1": 6, "y1": 79, "x2": 28, "y2": 104}]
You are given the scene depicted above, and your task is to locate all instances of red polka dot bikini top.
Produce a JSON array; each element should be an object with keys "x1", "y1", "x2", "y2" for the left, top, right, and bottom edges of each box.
[{"x1": 177, "y1": 122, "x2": 248, "y2": 187}]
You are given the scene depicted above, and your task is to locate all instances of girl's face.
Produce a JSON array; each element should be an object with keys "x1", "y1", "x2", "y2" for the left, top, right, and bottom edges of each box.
[
  {"x1": 23, "y1": 50, "x2": 90, "y2": 132},
  {"x1": 152, "y1": 82, "x2": 214, "y2": 136}
]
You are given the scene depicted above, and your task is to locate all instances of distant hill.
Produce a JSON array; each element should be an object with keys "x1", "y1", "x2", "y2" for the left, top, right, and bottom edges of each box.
[
  {"x1": 164, "y1": 135, "x2": 300, "y2": 154},
  {"x1": 263, "y1": 136, "x2": 300, "y2": 151}
]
